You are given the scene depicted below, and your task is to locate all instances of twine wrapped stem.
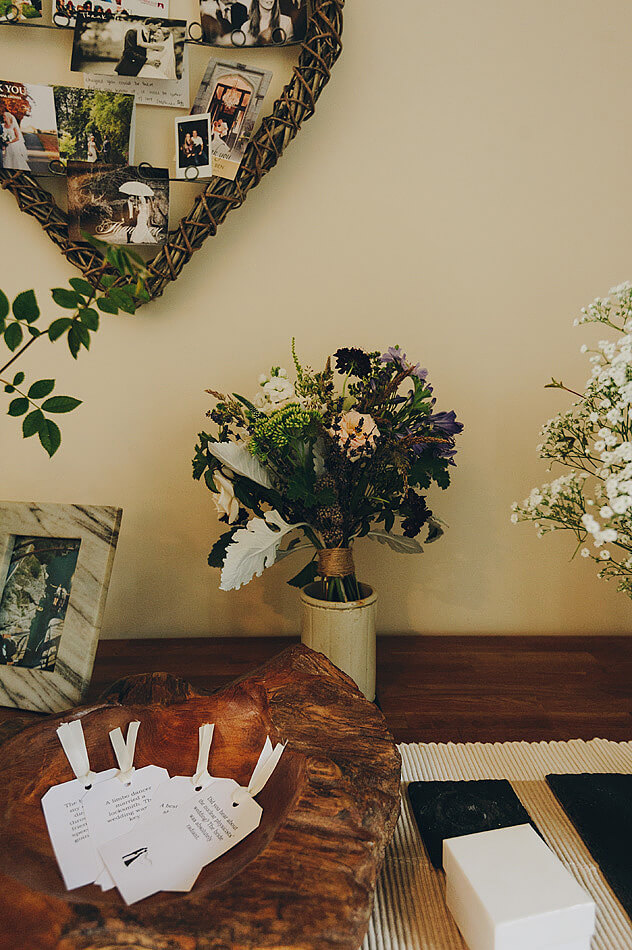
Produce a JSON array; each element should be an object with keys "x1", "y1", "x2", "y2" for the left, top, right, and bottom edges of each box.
[
  {"x1": 317, "y1": 547, "x2": 355, "y2": 578},
  {"x1": 317, "y1": 547, "x2": 361, "y2": 602}
]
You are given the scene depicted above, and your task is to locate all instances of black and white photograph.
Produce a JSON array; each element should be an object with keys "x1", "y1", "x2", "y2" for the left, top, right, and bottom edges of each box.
[
  {"x1": 191, "y1": 59, "x2": 271, "y2": 180},
  {"x1": 71, "y1": 15, "x2": 187, "y2": 81},
  {"x1": 0, "y1": 536, "x2": 81, "y2": 672},
  {"x1": 54, "y1": 0, "x2": 168, "y2": 28},
  {"x1": 67, "y1": 162, "x2": 169, "y2": 245},
  {"x1": 175, "y1": 114, "x2": 212, "y2": 179},
  {"x1": 0, "y1": 503, "x2": 122, "y2": 713},
  {"x1": 198, "y1": 0, "x2": 310, "y2": 47},
  {"x1": 0, "y1": 80, "x2": 59, "y2": 175}
]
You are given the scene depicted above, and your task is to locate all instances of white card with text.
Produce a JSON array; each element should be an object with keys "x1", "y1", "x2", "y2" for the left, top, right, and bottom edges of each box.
[
  {"x1": 41, "y1": 768, "x2": 118, "y2": 890},
  {"x1": 100, "y1": 778, "x2": 262, "y2": 904}
]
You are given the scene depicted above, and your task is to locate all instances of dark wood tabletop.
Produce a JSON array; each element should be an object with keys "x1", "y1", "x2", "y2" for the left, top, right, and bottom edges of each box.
[{"x1": 1, "y1": 635, "x2": 630, "y2": 743}]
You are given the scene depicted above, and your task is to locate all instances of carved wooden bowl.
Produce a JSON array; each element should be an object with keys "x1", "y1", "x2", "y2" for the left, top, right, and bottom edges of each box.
[{"x1": 0, "y1": 646, "x2": 401, "y2": 950}]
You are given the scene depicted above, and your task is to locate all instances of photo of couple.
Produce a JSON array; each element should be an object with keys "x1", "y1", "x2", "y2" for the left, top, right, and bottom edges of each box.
[
  {"x1": 0, "y1": 80, "x2": 59, "y2": 176},
  {"x1": 199, "y1": 0, "x2": 309, "y2": 47},
  {"x1": 175, "y1": 115, "x2": 212, "y2": 179},
  {"x1": 192, "y1": 60, "x2": 271, "y2": 180},
  {"x1": 71, "y1": 15, "x2": 186, "y2": 82},
  {"x1": 67, "y1": 162, "x2": 169, "y2": 246}
]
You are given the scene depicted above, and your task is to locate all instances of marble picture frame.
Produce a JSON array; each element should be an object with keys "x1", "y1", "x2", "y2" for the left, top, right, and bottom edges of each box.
[{"x1": 0, "y1": 502, "x2": 122, "y2": 713}]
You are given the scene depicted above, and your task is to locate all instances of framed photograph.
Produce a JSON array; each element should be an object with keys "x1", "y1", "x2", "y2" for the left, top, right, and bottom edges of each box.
[
  {"x1": 175, "y1": 114, "x2": 212, "y2": 180},
  {"x1": 71, "y1": 15, "x2": 187, "y2": 82},
  {"x1": 67, "y1": 162, "x2": 169, "y2": 245},
  {"x1": 55, "y1": 0, "x2": 168, "y2": 29},
  {"x1": 198, "y1": 0, "x2": 310, "y2": 47},
  {"x1": 0, "y1": 0, "x2": 42, "y2": 22},
  {"x1": 0, "y1": 502, "x2": 122, "y2": 713},
  {"x1": 191, "y1": 59, "x2": 271, "y2": 180}
]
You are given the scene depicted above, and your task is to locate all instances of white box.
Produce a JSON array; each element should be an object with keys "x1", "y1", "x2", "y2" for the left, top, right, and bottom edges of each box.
[{"x1": 443, "y1": 824, "x2": 595, "y2": 950}]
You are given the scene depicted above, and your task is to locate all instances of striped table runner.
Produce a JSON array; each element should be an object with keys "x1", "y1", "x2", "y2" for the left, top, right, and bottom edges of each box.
[{"x1": 364, "y1": 739, "x2": 632, "y2": 950}]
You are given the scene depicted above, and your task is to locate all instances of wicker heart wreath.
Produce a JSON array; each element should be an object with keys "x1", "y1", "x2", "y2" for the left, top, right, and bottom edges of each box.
[{"x1": 0, "y1": 0, "x2": 343, "y2": 305}]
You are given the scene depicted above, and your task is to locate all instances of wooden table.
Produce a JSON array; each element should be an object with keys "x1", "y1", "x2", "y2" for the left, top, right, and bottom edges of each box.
[{"x1": 1, "y1": 635, "x2": 630, "y2": 742}]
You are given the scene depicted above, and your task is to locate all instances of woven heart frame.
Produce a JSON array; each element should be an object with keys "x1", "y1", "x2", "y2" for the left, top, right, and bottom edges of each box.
[{"x1": 0, "y1": 0, "x2": 344, "y2": 304}]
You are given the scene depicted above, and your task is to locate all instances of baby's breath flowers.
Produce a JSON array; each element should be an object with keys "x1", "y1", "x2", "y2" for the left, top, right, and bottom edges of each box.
[
  {"x1": 513, "y1": 282, "x2": 632, "y2": 596},
  {"x1": 193, "y1": 342, "x2": 462, "y2": 601}
]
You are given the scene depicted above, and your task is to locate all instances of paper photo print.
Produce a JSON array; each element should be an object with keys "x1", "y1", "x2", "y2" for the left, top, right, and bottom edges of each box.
[
  {"x1": 175, "y1": 114, "x2": 212, "y2": 179},
  {"x1": 0, "y1": 0, "x2": 42, "y2": 22},
  {"x1": 191, "y1": 60, "x2": 271, "y2": 180},
  {"x1": 198, "y1": 0, "x2": 309, "y2": 47},
  {"x1": 71, "y1": 15, "x2": 186, "y2": 81},
  {"x1": 0, "y1": 80, "x2": 59, "y2": 175},
  {"x1": 67, "y1": 162, "x2": 169, "y2": 245},
  {"x1": 53, "y1": 86, "x2": 135, "y2": 165},
  {"x1": 54, "y1": 0, "x2": 168, "y2": 29},
  {"x1": 0, "y1": 536, "x2": 81, "y2": 672}
]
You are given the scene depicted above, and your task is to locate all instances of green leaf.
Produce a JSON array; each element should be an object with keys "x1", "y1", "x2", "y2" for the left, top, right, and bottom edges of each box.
[
  {"x1": 204, "y1": 470, "x2": 217, "y2": 492},
  {"x1": 100, "y1": 275, "x2": 116, "y2": 289},
  {"x1": 69, "y1": 277, "x2": 95, "y2": 297},
  {"x1": 48, "y1": 317, "x2": 73, "y2": 341},
  {"x1": 12, "y1": 290, "x2": 39, "y2": 323},
  {"x1": 28, "y1": 379, "x2": 55, "y2": 399},
  {"x1": 22, "y1": 409, "x2": 44, "y2": 438},
  {"x1": 26, "y1": 325, "x2": 41, "y2": 338},
  {"x1": 52, "y1": 288, "x2": 82, "y2": 310},
  {"x1": 12, "y1": 371, "x2": 24, "y2": 386},
  {"x1": 97, "y1": 297, "x2": 119, "y2": 315},
  {"x1": 67, "y1": 325, "x2": 81, "y2": 359},
  {"x1": 4, "y1": 322, "x2": 23, "y2": 351},
  {"x1": 8, "y1": 397, "x2": 29, "y2": 416},
  {"x1": 41, "y1": 395, "x2": 82, "y2": 413},
  {"x1": 287, "y1": 560, "x2": 318, "y2": 589},
  {"x1": 78, "y1": 308, "x2": 99, "y2": 331},
  {"x1": 108, "y1": 287, "x2": 136, "y2": 314},
  {"x1": 0, "y1": 290, "x2": 8, "y2": 331},
  {"x1": 38, "y1": 418, "x2": 61, "y2": 457},
  {"x1": 208, "y1": 529, "x2": 239, "y2": 569}
]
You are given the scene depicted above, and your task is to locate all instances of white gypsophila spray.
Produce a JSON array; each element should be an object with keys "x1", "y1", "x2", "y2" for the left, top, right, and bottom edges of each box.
[{"x1": 513, "y1": 282, "x2": 632, "y2": 596}]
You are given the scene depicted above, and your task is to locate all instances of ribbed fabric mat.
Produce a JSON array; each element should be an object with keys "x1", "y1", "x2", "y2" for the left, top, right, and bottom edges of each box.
[{"x1": 364, "y1": 739, "x2": 632, "y2": 950}]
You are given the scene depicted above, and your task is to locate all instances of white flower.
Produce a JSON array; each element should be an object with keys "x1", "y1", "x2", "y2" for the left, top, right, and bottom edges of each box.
[
  {"x1": 600, "y1": 549, "x2": 611, "y2": 560},
  {"x1": 600, "y1": 506, "x2": 614, "y2": 518},
  {"x1": 255, "y1": 367, "x2": 297, "y2": 411},
  {"x1": 510, "y1": 513, "x2": 519, "y2": 524},
  {"x1": 581, "y1": 548, "x2": 591, "y2": 558},
  {"x1": 212, "y1": 471, "x2": 240, "y2": 524}
]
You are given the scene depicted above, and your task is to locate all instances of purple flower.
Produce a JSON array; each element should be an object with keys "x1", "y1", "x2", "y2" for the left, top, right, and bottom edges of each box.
[
  {"x1": 381, "y1": 346, "x2": 430, "y2": 385},
  {"x1": 380, "y1": 345, "x2": 407, "y2": 367},
  {"x1": 429, "y1": 410, "x2": 464, "y2": 437}
]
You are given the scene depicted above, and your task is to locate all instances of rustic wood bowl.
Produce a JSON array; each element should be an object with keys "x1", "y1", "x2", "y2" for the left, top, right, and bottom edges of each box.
[{"x1": 0, "y1": 645, "x2": 401, "y2": 950}]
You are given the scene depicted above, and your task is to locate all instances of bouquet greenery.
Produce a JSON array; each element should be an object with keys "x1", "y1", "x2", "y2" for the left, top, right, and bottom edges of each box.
[
  {"x1": 513, "y1": 283, "x2": 632, "y2": 597},
  {"x1": 193, "y1": 343, "x2": 463, "y2": 601}
]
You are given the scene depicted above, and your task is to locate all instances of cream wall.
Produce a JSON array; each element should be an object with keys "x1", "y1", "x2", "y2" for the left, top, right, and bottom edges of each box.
[{"x1": 1, "y1": 0, "x2": 632, "y2": 637}]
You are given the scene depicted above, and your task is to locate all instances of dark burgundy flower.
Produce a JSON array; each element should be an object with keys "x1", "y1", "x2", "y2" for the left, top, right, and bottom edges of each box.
[{"x1": 334, "y1": 347, "x2": 372, "y2": 377}]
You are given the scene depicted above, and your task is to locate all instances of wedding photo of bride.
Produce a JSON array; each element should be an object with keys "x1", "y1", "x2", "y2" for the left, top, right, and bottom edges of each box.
[
  {"x1": 70, "y1": 14, "x2": 186, "y2": 83},
  {"x1": 67, "y1": 162, "x2": 169, "y2": 246},
  {"x1": 0, "y1": 79, "x2": 59, "y2": 176}
]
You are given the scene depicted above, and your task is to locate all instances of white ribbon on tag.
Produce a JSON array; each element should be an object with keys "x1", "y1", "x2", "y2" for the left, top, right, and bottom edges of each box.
[
  {"x1": 109, "y1": 721, "x2": 140, "y2": 784},
  {"x1": 56, "y1": 720, "x2": 95, "y2": 789},
  {"x1": 247, "y1": 738, "x2": 286, "y2": 798},
  {"x1": 192, "y1": 723, "x2": 214, "y2": 790}
]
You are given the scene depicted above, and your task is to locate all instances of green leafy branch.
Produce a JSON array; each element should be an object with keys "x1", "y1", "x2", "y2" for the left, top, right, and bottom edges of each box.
[{"x1": 0, "y1": 238, "x2": 149, "y2": 457}]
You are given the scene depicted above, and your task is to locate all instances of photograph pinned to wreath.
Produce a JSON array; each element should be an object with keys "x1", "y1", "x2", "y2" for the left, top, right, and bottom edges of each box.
[{"x1": 193, "y1": 343, "x2": 463, "y2": 699}]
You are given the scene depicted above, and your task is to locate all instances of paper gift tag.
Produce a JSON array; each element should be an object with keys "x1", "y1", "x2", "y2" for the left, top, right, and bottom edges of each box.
[
  {"x1": 100, "y1": 777, "x2": 262, "y2": 904},
  {"x1": 41, "y1": 720, "x2": 118, "y2": 890},
  {"x1": 83, "y1": 722, "x2": 169, "y2": 890},
  {"x1": 145, "y1": 723, "x2": 217, "y2": 820},
  {"x1": 101, "y1": 735, "x2": 287, "y2": 903}
]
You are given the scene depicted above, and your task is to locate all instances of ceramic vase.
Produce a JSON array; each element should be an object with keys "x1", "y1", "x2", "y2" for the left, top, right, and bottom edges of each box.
[{"x1": 300, "y1": 583, "x2": 377, "y2": 701}]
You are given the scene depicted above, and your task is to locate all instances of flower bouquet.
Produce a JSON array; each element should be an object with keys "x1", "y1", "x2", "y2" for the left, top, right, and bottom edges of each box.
[
  {"x1": 193, "y1": 343, "x2": 463, "y2": 602},
  {"x1": 513, "y1": 282, "x2": 632, "y2": 596}
]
